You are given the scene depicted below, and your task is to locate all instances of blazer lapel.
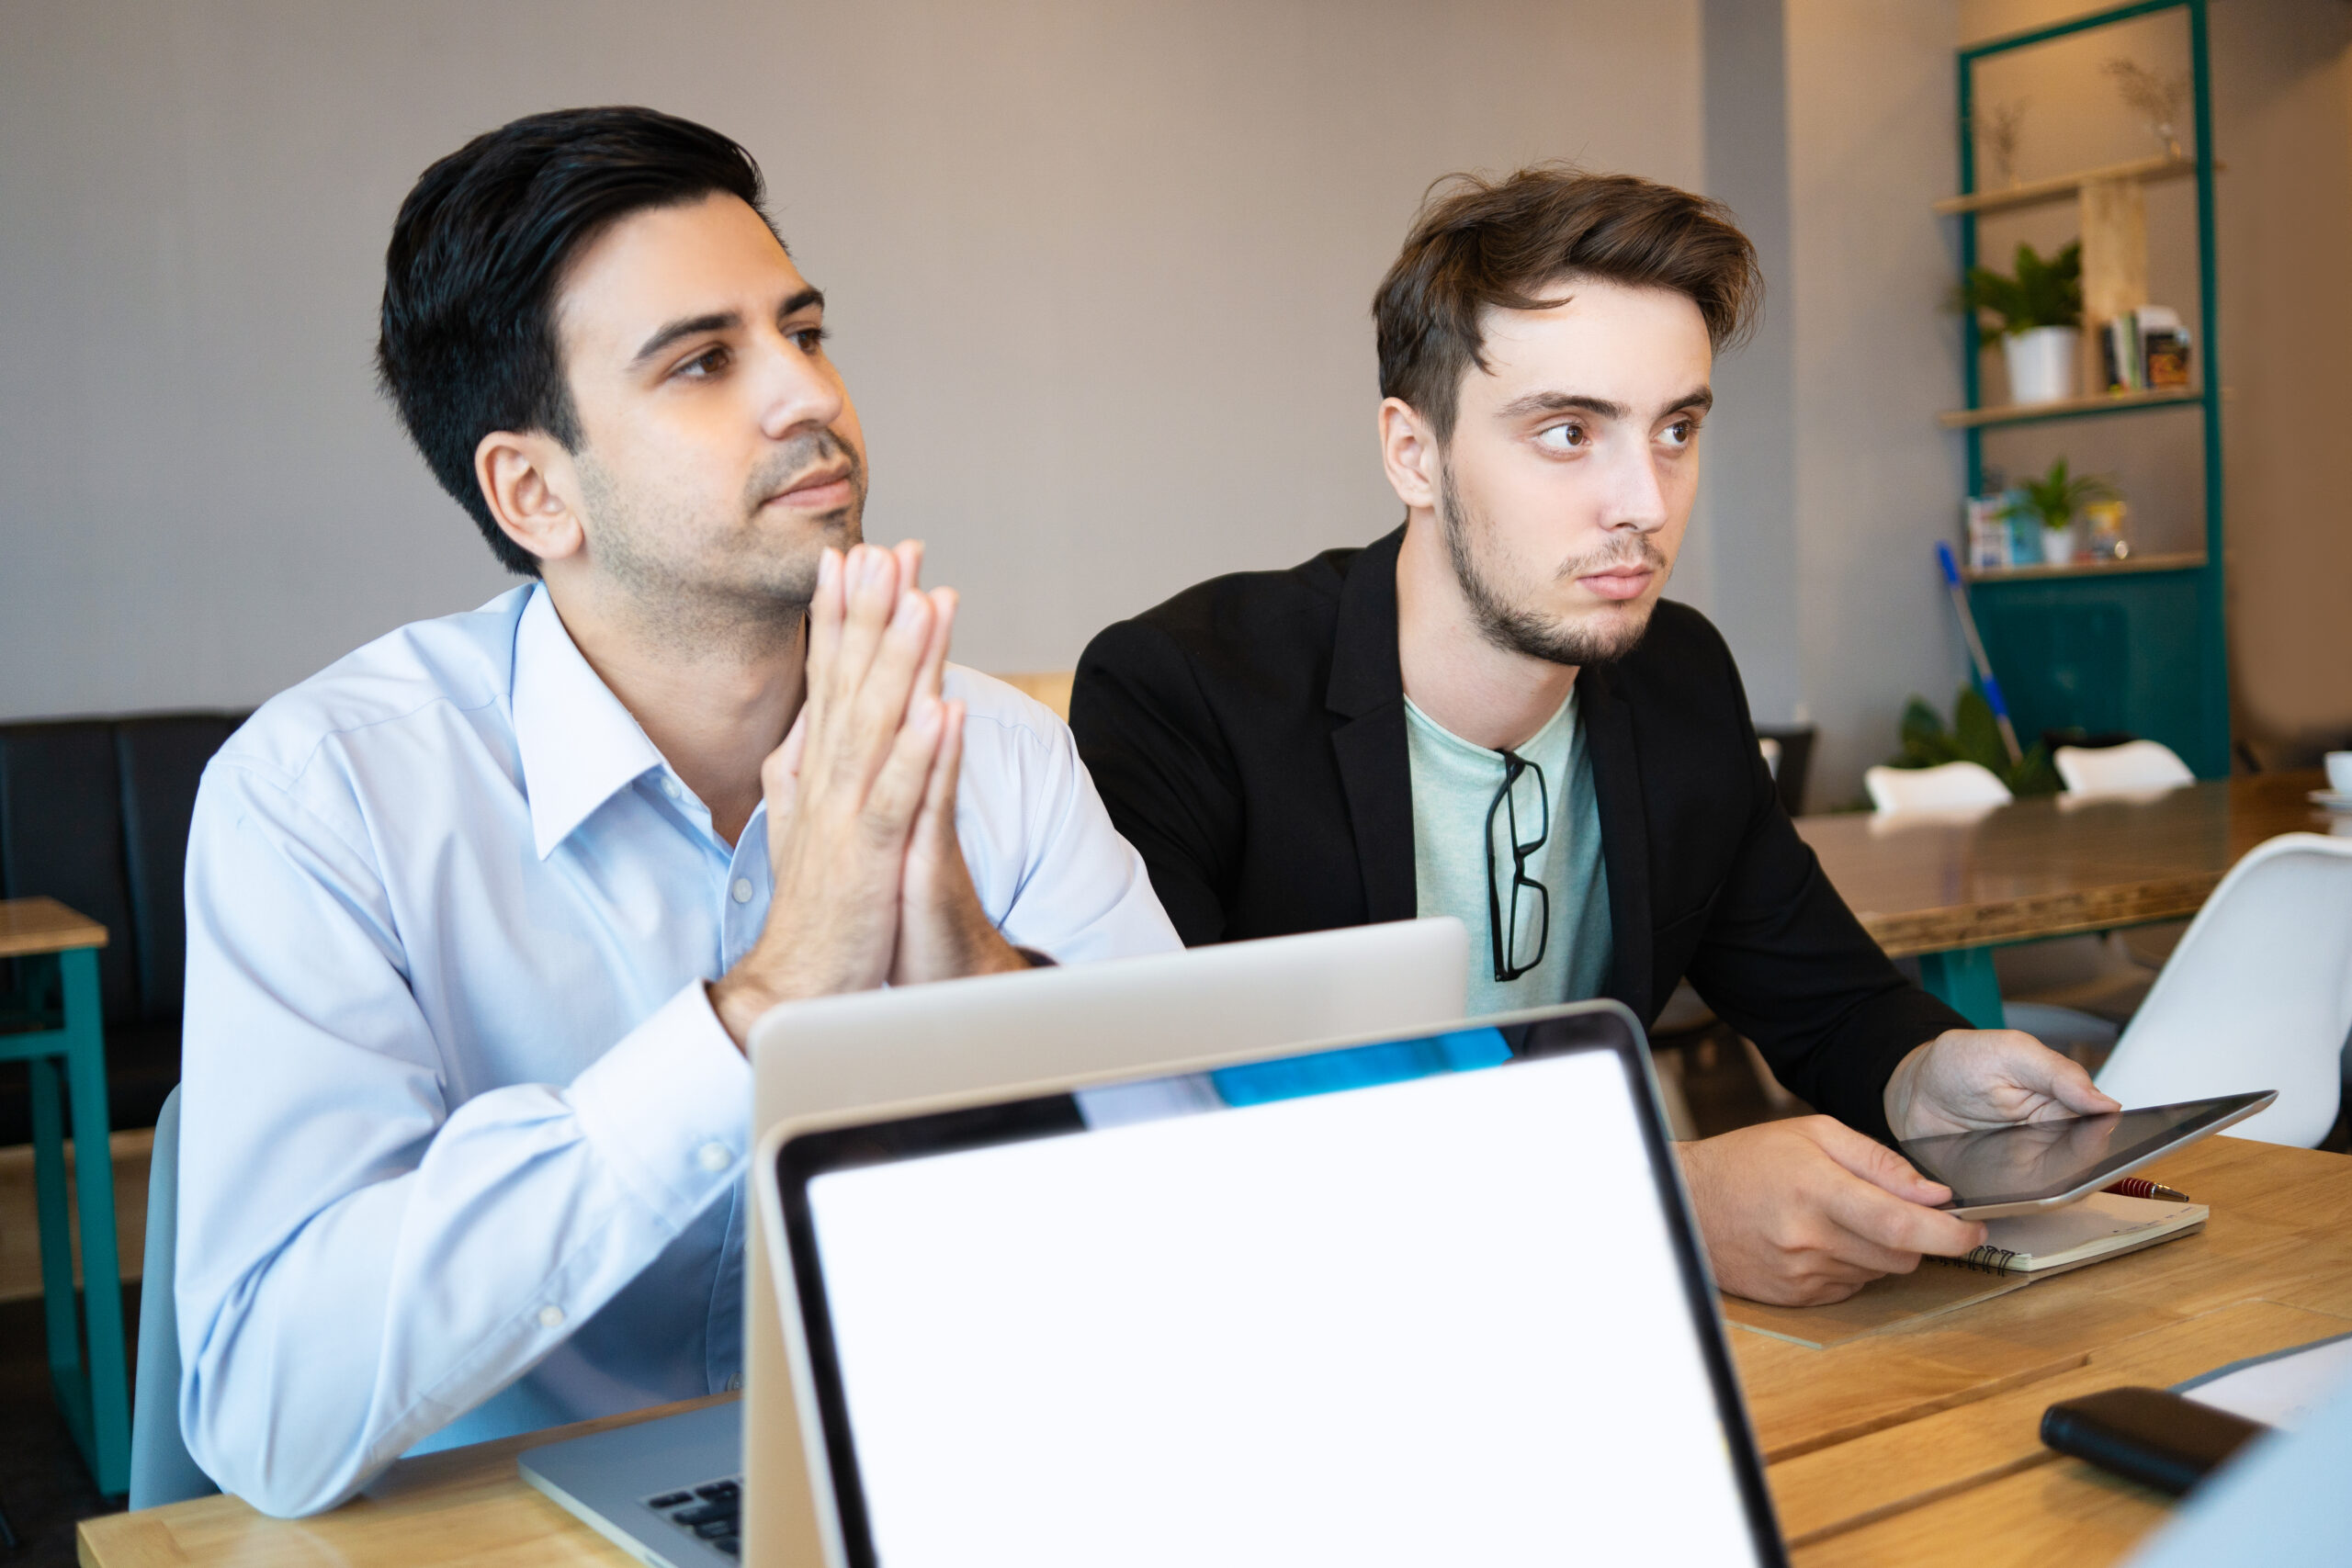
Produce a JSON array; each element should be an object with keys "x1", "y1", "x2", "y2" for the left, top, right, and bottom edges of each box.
[
  {"x1": 1325, "y1": 526, "x2": 1417, "y2": 926},
  {"x1": 1579, "y1": 664, "x2": 1656, "y2": 1020}
]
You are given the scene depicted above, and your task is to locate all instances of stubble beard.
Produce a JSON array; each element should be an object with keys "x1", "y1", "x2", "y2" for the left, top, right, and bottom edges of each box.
[
  {"x1": 1436, "y1": 460, "x2": 1668, "y2": 669},
  {"x1": 580, "y1": 430, "x2": 865, "y2": 662}
]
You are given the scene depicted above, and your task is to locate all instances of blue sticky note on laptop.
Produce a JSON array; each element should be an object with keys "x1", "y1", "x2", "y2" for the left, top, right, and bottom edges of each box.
[{"x1": 1209, "y1": 1026, "x2": 1514, "y2": 1106}]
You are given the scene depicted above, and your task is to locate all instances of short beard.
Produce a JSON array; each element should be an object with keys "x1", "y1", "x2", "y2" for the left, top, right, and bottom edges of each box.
[
  {"x1": 1436, "y1": 462, "x2": 1666, "y2": 669},
  {"x1": 578, "y1": 430, "x2": 865, "y2": 661}
]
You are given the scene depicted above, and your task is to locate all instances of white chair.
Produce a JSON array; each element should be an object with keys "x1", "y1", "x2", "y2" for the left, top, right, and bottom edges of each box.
[
  {"x1": 2056, "y1": 739, "x2": 2196, "y2": 797},
  {"x1": 2095, "y1": 833, "x2": 2352, "y2": 1147},
  {"x1": 1864, "y1": 761, "x2": 2012, "y2": 813}
]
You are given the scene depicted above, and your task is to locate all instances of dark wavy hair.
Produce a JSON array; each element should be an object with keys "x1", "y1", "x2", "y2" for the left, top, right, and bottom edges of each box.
[
  {"x1": 1374, "y1": 165, "x2": 1761, "y2": 443},
  {"x1": 376, "y1": 107, "x2": 775, "y2": 575}
]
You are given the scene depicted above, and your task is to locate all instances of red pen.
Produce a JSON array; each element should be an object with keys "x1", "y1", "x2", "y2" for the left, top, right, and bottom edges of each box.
[{"x1": 2103, "y1": 1177, "x2": 2192, "y2": 1202}]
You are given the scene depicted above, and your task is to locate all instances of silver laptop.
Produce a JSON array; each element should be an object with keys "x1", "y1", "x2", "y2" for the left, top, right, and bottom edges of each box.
[
  {"x1": 518, "y1": 1401, "x2": 747, "y2": 1566},
  {"x1": 753, "y1": 1000, "x2": 1787, "y2": 1568},
  {"x1": 519, "y1": 919, "x2": 1471, "y2": 1568}
]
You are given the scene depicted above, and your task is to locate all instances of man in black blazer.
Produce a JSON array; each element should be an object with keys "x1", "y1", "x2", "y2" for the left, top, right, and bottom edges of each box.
[{"x1": 1073, "y1": 166, "x2": 2116, "y2": 1306}]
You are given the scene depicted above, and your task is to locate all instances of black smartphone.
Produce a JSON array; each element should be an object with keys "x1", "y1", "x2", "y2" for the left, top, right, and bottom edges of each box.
[{"x1": 2041, "y1": 1386, "x2": 2266, "y2": 1495}]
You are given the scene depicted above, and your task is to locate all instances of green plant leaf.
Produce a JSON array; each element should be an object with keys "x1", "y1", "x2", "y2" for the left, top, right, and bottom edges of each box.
[
  {"x1": 1962, "y1": 240, "x2": 2083, "y2": 333},
  {"x1": 1886, "y1": 692, "x2": 2068, "y2": 796},
  {"x1": 2017, "y1": 456, "x2": 2120, "y2": 529},
  {"x1": 1952, "y1": 686, "x2": 2007, "y2": 772},
  {"x1": 1896, "y1": 695, "x2": 1950, "y2": 766},
  {"x1": 2005, "y1": 745, "x2": 2063, "y2": 797}
]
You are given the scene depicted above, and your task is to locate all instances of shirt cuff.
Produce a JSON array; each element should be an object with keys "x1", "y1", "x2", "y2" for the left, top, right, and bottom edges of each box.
[{"x1": 567, "y1": 980, "x2": 752, "y2": 1228}]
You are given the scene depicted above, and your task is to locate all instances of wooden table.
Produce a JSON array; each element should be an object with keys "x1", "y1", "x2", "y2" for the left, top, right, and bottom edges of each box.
[
  {"x1": 2, "y1": 897, "x2": 131, "y2": 1497},
  {"x1": 82, "y1": 1135, "x2": 2352, "y2": 1567},
  {"x1": 1794, "y1": 772, "x2": 2338, "y2": 1027}
]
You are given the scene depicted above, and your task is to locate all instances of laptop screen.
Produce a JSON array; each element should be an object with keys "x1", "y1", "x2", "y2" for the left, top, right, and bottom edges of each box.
[{"x1": 776, "y1": 1010, "x2": 1782, "y2": 1567}]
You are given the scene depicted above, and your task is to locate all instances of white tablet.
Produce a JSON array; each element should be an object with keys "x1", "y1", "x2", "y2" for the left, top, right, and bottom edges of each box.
[{"x1": 1898, "y1": 1091, "x2": 2278, "y2": 1219}]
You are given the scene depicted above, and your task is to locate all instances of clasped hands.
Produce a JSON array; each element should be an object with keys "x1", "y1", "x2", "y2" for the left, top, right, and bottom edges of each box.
[
  {"x1": 711, "y1": 541, "x2": 1025, "y2": 1046},
  {"x1": 1678, "y1": 1029, "x2": 2120, "y2": 1305}
]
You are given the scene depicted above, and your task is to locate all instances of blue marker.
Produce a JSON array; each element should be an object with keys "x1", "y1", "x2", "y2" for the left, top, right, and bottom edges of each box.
[{"x1": 1936, "y1": 542, "x2": 2023, "y2": 764}]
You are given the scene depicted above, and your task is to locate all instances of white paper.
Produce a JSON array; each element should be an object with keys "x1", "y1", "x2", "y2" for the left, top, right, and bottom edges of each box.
[{"x1": 2184, "y1": 1337, "x2": 2352, "y2": 1430}]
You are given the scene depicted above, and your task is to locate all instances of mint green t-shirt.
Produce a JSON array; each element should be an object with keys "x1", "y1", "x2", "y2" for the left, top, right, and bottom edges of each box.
[{"x1": 1404, "y1": 689, "x2": 1611, "y2": 1018}]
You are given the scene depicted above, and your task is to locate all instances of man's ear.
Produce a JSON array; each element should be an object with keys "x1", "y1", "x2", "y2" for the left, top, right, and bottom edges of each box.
[
  {"x1": 474, "y1": 429, "x2": 587, "y2": 568},
  {"x1": 1378, "y1": 397, "x2": 1441, "y2": 512}
]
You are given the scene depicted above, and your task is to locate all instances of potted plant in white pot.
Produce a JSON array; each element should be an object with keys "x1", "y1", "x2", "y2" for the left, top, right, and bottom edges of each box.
[
  {"x1": 1962, "y1": 241, "x2": 2083, "y2": 406},
  {"x1": 2010, "y1": 457, "x2": 2118, "y2": 567}
]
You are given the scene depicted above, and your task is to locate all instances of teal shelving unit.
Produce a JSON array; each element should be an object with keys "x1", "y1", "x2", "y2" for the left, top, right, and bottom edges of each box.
[{"x1": 1950, "y1": 0, "x2": 2228, "y2": 776}]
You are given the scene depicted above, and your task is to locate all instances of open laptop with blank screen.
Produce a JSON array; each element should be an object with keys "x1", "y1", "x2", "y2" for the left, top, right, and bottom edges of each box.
[
  {"x1": 519, "y1": 918, "x2": 1470, "y2": 1568},
  {"x1": 756, "y1": 1001, "x2": 1786, "y2": 1568}
]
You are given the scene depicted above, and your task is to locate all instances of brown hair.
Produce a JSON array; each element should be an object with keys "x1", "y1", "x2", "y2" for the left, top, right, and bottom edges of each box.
[{"x1": 1373, "y1": 164, "x2": 1761, "y2": 442}]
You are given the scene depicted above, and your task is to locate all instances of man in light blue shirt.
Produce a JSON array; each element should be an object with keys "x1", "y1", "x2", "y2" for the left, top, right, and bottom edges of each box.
[{"x1": 176, "y1": 107, "x2": 1178, "y2": 1517}]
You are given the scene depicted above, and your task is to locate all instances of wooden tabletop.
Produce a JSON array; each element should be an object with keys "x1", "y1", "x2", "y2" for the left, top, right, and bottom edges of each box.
[
  {"x1": 0, "y1": 896, "x2": 107, "y2": 959},
  {"x1": 80, "y1": 1394, "x2": 737, "y2": 1568},
  {"x1": 82, "y1": 1136, "x2": 2352, "y2": 1568},
  {"x1": 1795, "y1": 772, "x2": 2337, "y2": 956}
]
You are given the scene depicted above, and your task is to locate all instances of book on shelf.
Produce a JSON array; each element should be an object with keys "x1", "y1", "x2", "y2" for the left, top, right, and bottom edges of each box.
[
  {"x1": 2143, "y1": 305, "x2": 2192, "y2": 388},
  {"x1": 2100, "y1": 305, "x2": 2193, "y2": 394},
  {"x1": 1965, "y1": 493, "x2": 2013, "y2": 570}
]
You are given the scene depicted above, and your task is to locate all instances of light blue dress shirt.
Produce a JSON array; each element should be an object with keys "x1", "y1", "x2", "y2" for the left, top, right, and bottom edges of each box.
[{"x1": 176, "y1": 583, "x2": 1180, "y2": 1517}]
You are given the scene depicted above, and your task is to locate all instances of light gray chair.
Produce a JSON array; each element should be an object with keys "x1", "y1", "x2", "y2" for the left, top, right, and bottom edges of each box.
[
  {"x1": 129, "y1": 1086, "x2": 219, "y2": 1508},
  {"x1": 1862, "y1": 760, "x2": 2012, "y2": 813},
  {"x1": 2054, "y1": 738, "x2": 2196, "y2": 796},
  {"x1": 2096, "y1": 833, "x2": 2352, "y2": 1147}
]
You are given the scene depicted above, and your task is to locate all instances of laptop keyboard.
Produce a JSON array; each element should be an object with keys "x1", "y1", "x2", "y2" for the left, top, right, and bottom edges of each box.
[{"x1": 644, "y1": 1475, "x2": 743, "y2": 1559}]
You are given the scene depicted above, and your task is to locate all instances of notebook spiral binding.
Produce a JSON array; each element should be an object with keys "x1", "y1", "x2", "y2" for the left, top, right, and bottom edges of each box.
[{"x1": 1956, "y1": 1245, "x2": 2020, "y2": 1275}]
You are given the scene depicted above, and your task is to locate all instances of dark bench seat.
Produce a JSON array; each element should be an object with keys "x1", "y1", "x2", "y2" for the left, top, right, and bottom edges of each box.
[{"x1": 0, "y1": 712, "x2": 246, "y2": 1145}]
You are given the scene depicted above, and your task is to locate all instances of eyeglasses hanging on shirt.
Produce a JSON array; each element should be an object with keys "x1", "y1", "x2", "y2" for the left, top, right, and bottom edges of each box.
[{"x1": 1484, "y1": 750, "x2": 1551, "y2": 983}]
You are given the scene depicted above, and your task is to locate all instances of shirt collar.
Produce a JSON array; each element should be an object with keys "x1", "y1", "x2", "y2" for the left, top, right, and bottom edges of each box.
[{"x1": 511, "y1": 584, "x2": 666, "y2": 859}]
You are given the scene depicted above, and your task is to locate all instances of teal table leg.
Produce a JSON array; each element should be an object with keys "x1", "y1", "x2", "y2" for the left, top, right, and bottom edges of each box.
[
  {"x1": 59, "y1": 947, "x2": 132, "y2": 1495},
  {"x1": 28, "y1": 1055, "x2": 86, "y2": 1451},
  {"x1": 1918, "y1": 945, "x2": 2006, "y2": 1031}
]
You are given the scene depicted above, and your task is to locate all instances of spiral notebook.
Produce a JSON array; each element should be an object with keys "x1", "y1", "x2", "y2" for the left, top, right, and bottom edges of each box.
[
  {"x1": 1953, "y1": 1191, "x2": 2206, "y2": 1276},
  {"x1": 1722, "y1": 1192, "x2": 2206, "y2": 1348}
]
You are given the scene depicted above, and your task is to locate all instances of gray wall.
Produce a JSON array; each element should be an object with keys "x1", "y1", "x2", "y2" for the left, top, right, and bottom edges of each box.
[
  {"x1": 2204, "y1": 0, "x2": 2352, "y2": 763},
  {"x1": 1695, "y1": 0, "x2": 1804, "y2": 732},
  {"x1": 0, "y1": 0, "x2": 1704, "y2": 717},
  {"x1": 18, "y1": 4, "x2": 2332, "y2": 803},
  {"x1": 1787, "y1": 0, "x2": 1971, "y2": 801}
]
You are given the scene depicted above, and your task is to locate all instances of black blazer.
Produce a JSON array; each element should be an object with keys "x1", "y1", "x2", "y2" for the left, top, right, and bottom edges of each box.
[{"x1": 1071, "y1": 525, "x2": 1966, "y2": 1143}]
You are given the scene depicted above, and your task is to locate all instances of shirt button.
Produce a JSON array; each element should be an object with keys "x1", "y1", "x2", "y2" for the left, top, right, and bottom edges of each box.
[
  {"x1": 661, "y1": 777, "x2": 681, "y2": 800},
  {"x1": 725, "y1": 1371, "x2": 743, "y2": 1393},
  {"x1": 698, "y1": 1142, "x2": 733, "y2": 1173},
  {"x1": 730, "y1": 878, "x2": 753, "y2": 905},
  {"x1": 537, "y1": 1305, "x2": 565, "y2": 1330}
]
